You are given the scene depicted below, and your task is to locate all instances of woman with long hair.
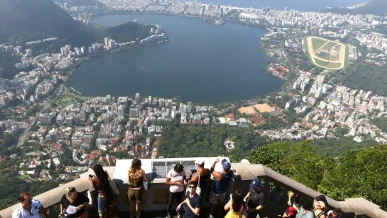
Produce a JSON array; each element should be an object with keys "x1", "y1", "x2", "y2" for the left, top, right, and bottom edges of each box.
[
  {"x1": 283, "y1": 191, "x2": 301, "y2": 218},
  {"x1": 60, "y1": 187, "x2": 89, "y2": 218},
  {"x1": 313, "y1": 195, "x2": 328, "y2": 218},
  {"x1": 89, "y1": 164, "x2": 117, "y2": 218},
  {"x1": 128, "y1": 157, "x2": 147, "y2": 218},
  {"x1": 224, "y1": 189, "x2": 244, "y2": 218}
]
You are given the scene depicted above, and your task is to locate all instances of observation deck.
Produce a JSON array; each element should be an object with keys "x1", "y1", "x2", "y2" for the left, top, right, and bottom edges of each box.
[{"x1": 1, "y1": 157, "x2": 386, "y2": 218}]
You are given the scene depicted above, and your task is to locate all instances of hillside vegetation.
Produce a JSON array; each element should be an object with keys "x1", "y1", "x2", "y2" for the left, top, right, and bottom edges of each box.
[
  {"x1": 0, "y1": 0, "x2": 153, "y2": 47},
  {"x1": 158, "y1": 121, "x2": 387, "y2": 210},
  {"x1": 249, "y1": 141, "x2": 387, "y2": 211},
  {"x1": 0, "y1": 0, "x2": 95, "y2": 46}
]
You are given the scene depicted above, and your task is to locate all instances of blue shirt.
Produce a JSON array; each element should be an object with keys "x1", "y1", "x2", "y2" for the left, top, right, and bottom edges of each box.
[
  {"x1": 296, "y1": 208, "x2": 315, "y2": 218},
  {"x1": 212, "y1": 172, "x2": 232, "y2": 194},
  {"x1": 185, "y1": 191, "x2": 201, "y2": 218}
]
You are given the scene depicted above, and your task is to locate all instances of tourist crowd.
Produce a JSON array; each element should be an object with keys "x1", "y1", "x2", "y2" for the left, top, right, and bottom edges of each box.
[{"x1": 10, "y1": 159, "x2": 345, "y2": 218}]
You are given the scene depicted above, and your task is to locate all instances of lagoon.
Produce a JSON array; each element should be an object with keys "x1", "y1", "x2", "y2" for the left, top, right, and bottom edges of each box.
[{"x1": 68, "y1": 14, "x2": 284, "y2": 103}]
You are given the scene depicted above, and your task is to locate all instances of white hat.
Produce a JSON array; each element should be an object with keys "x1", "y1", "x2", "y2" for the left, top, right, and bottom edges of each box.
[{"x1": 195, "y1": 159, "x2": 204, "y2": 165}]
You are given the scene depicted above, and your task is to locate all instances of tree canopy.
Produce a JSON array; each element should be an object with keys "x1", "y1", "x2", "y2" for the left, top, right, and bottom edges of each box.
[
  {"x1": 248, "y1": 141, "x2": 387, "y2": 210},
  {"x1": 0, "y1": 170, "x2": 57, "y2": 209},
  {"x1": 372, "y1": 117, "x2": 387, "y2": 132},
  {"x1": 158, "y1": 123, "x2": 267, "y2": 161},
  {"x1": 318, "y1": 145, "x2": 387, "y2": 210},
  {"x1": 249, "y1": 141, "x2": 334, "y2": 189},
  {"x1": 343, "y1": 62, "x2": 387, "y2": 97}
]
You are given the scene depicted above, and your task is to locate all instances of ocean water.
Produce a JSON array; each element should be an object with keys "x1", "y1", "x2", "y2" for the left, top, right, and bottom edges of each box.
[{"x1": 190, "y1": 0, "x2": 366, "y2": 11}]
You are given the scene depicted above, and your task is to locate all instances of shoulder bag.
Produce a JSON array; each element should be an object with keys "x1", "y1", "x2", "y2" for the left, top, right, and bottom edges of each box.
[{"x1": 142, "y1": 170, "x2": 148, "y2": 190}]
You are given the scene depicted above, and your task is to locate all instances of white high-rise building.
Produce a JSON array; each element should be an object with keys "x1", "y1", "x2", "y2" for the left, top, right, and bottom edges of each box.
[
  {"x1": 104, "y1": 37, "x2": 109, "y2": 47},
  {"x1": 81, "y1": 46, "x2": 86, "y2": 55},
  {"x1": 108, "y1": 39, "x2": 116, "y2": 49},
  {"x1": 65, "y1": 45, "x2": 72, "y2": 53}
]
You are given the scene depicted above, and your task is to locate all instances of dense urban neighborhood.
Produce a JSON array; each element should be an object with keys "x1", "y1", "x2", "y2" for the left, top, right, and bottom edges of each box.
[{"x1": 1, "y1": 0, "x2": 387, "y2": 214}]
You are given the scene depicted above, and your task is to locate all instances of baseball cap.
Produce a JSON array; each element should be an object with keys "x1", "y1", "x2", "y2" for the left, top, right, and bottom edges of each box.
[
  {"x1": 250, "y1": 178, "x2": 261, "y2": 189},
  {"x1": 221, "y1": 159, "x2": 231, "y2": 172},
  {"x1": 195, "y1": 159, "x2": 204, "y2": 166}
]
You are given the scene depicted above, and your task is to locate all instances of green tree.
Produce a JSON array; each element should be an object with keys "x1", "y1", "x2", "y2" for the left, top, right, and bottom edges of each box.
[
  {"x1": 318, "y1": 145, "x2": 387, "y2": 210},
  {"x1": 249, "y1": 145, "x2": 286, "y2": 173},
  {"x1": 248, "y1": 141, "x2": 334, "y2": 190},
  {"x1": 2, "y1": 133, "x2": 16, "y2": 146},
  {"x1": 158, "y1": 121, "x2": 267, "y2": 161},
  {"x1": 373, "y1": 117, "x2": 387, "y2": 132},
  {"x1": 31, "y1": 125, "x2": 40, "y2": 132},
  {"x1": 334, "y1": 126, "x2": 349, "y2": 137}
]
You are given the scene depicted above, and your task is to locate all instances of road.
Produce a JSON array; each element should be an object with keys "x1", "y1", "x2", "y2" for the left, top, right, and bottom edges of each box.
[{"x1": 16, "y1": 85, "x2": 64, "y2": 147}]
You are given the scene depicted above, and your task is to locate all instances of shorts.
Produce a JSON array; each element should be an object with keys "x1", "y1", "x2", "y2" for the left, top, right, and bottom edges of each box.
[
  {"x1": 127, "y1": 188, "x2": 143, "y2": 202},
  {"x1": 209, "y1": 191, "x2": 227, "y2": 204}
]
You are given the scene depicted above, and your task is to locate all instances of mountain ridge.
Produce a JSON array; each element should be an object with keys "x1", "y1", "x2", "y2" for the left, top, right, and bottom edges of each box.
[
  {"x1": 0, "y1": 0, "x2": 153, "y2": 47},
  {"x1": 366, "y1": 0, "x2": 387, "y2": 7},
  {"x1": 0, "y1": 0, "x2": 95, "y2": 46}
]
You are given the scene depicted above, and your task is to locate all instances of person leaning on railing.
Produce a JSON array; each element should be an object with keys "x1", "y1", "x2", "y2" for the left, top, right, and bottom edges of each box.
[
  {"x1": 209, "y1": 158, "x2": 233, "y2": 218},
  {"x1": 165, "y1": 164, "x2": 187, "y2": 218},
  {"x1": 89, "y1": 164, "x2": 117, "y2": 218},
  {"x1": 12, "y1": 192, "x2": 49, "y2": 218},
  {"x1": 127, "y1": 157, "x2": 147, "y2": 218},
  {"x1": 188, "y1": 159, "x2": 211, "y2": 194},
  {"x1": 60, "y1": 187, "x2": 89, "y2": 218}
]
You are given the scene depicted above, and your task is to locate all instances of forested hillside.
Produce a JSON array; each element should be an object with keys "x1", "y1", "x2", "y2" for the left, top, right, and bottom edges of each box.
[
  {"x1": 249, "y1": 141, "x2": 387, "y2": 210},
  {"x1": 0, "y1": 0, "x2": 153, "y2": 46},
  {"x1": 0, "y1": 0, "x2": 95, "y2": 46}
]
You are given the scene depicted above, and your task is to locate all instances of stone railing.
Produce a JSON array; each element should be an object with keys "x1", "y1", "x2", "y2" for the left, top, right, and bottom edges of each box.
[
  {"x1": 1, "y1": 163, "x2": 386, "y2": 218},
  {"x1": 232, "y1": 162, "x2": 387, "y2": 218},
  {"x1": 0, "y1": 167, "x2": 115, "y2": 218}
]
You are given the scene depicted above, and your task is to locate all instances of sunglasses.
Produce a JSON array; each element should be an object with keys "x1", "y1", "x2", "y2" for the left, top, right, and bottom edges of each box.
[
  {"x1": 188, "y1": 186, "x2": 196, "y2": 188},
  {"x1": 23, "y1": 199, "x2": 32, "y2": 203}
]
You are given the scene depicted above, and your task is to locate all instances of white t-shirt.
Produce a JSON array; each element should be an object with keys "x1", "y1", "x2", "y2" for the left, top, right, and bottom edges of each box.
[
  {"x1": 167, "y1": 169, "x2": 185, "y2": 193},
  {"x1": 12, "y1": 199, "x2": 42, "y2": 218}
]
